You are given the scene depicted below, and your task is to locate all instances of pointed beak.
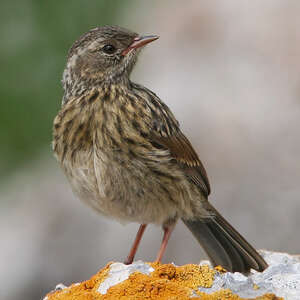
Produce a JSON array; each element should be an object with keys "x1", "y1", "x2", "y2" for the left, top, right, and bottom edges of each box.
[{"x1": 122, "y1": 35, "x2": 159, "y2": 56}]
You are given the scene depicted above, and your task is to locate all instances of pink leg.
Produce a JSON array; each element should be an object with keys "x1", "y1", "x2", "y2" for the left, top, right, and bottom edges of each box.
[
  {"x1": 155, "y1": 224, "x2": 175, "y2": 262},
  {"x1": 124, "y1": 224, "x2": 147, "y2": 265}
]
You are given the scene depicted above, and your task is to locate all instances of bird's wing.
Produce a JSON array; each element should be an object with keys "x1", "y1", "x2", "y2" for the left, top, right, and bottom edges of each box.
[
  {"x1": 131, "y1": 83, "x2": 210, "y2": 196},
  {"x1": 151, "y1": 131, "x2": 211, "y2": 197}
]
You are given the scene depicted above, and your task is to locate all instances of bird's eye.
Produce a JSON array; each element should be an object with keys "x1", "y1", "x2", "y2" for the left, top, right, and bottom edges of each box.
[{"x1": 102, "y1": 44, "x2": 117, "y2": 54}]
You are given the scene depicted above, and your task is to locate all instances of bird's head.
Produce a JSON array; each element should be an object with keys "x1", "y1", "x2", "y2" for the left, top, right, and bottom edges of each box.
[{"x1": 62, "y1": 25, "x2": 159, "y2": 103}]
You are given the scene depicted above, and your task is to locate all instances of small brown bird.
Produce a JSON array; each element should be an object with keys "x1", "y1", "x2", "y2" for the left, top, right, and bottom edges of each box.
[{"x1": 53, "y1": 25, "x2": 268, "y2": 273}]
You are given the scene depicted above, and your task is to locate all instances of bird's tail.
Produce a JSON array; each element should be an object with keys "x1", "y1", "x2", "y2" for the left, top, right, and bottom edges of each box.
[{"x1": 182, "y1": 204, "x2": 268, "y2": 273}]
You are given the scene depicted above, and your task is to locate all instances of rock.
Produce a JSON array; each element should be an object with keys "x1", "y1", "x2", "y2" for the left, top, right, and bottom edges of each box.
[{"x1": 44, "y1": 250, "x2": 300, "y2": 299}]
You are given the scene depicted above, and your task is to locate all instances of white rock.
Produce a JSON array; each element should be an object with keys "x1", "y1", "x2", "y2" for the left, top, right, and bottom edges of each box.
[
  {"x1": 199, "y1": 250, "x2": 300, "y2": 300},
  {"x1": 97, "y1": 260, "x2": 154, "y2": 294},
  {"x1": 45, "y1": 251, "x2": 300, "y2": 300}
]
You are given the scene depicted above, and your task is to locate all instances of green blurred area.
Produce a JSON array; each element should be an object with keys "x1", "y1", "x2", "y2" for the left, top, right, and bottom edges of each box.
[{"x1": 0, "y1": 0, "x2": 135, "y2": 177}]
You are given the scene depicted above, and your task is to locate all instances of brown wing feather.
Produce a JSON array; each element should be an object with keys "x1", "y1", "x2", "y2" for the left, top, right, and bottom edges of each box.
[
  {"x1": 153, "y1": 132, "x2": 211, "y2": 197},
  {"x1": 131, "y1": 82, "x2": 210, "y2": 196}
]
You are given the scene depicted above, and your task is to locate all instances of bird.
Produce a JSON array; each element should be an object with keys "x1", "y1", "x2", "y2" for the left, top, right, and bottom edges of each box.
[{"x1": 52, "y1": 25, "x2": 268, "y2": 273}]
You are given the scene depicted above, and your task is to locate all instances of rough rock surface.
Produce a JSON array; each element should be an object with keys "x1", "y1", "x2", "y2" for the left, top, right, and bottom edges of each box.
[
  {"x1": 44, "y1": 251, "x2": 300, "y2": 299},
  {"x1": 199, "y1": 250, "x2": 300, "y2": 299}
]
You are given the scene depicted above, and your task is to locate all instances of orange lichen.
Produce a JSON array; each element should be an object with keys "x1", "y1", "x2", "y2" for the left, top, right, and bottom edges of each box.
[
  {"x1": 46, "y1": 262, "x2": 111, "y2": 300},
  {"x1": 149, "y1": 262, "x2": 215, "y2": 289},
  {"x1": 197, "y1": 290, "x2": 282, "y2": 300},
  {"x1": 214, "y1": 265, "x2": 227, "y2": 273},
  {"x1": 46, "y1": 262, "x2": 282, "y2": 300}
]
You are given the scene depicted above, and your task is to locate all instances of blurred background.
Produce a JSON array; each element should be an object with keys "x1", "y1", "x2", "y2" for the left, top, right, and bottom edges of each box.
[{"x1": 1, "y1": 1, "x2": 300, "y2": 299}]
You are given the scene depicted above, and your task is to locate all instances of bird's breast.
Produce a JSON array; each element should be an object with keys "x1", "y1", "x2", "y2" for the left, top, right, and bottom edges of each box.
[{"x1": 52, "y1": 88, "x2": 205, "y2": 224}]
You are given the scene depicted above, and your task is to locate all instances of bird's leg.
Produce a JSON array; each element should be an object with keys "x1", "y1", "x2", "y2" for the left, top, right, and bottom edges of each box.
[
  {"x1": 155, "y1": 223, "x2": 175, "y2": 263},
  {"x1": 124, "y1": 224, "x2": 147, "y2": 265}
]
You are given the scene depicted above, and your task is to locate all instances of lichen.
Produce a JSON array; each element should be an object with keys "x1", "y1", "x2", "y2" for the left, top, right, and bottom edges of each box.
[{"x1": 45, "y1": 262, "x2": 282, "y2": 300}]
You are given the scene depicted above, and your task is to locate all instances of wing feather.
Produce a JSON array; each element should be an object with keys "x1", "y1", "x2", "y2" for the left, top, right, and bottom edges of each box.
[
  {"x1": 131, "y1": 82, "x2": 210, "y2": 197},
  {"x1": 152, "y1": 131, "x2": 211, "y2": 196}
]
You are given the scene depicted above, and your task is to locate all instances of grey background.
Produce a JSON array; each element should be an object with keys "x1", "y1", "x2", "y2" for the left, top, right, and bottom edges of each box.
[{"x1": 1, "y1": 1, "x2": 300, "y2": 300}]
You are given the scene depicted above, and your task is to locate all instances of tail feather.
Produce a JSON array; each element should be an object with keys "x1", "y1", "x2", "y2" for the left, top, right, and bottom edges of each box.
[{"x1": 182, "y1": 204, "x2": 268, "y2": 273}]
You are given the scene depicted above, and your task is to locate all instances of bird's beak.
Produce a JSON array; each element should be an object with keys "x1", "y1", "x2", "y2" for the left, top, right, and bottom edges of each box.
[{"x1": 122, "y1": 35, "x2": 159, "y2": 56}]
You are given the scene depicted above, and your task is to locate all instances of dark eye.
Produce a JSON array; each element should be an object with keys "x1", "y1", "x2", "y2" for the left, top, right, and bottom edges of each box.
[{"x1": 102, "y1": 44, "x2": 117, "y2": 54}]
